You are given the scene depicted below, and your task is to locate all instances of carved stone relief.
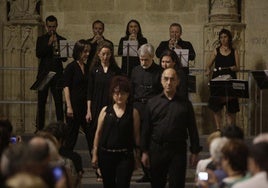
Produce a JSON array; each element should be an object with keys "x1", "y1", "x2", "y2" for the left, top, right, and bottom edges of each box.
[{"x1": 7, "y1": 0, "x2": 41, "y2": 21}]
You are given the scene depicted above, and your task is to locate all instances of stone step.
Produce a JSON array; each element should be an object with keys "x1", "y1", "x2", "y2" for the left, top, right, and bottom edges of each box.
[{"x1": 80, "y1": 168, "x2": 196, "y2": 188}]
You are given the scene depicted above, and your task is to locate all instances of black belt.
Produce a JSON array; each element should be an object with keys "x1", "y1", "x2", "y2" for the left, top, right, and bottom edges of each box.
[
  {"x1": 100, "y1": 147, "x2": 130, "y2": 153},
  {"x1": 134, "y1": 98, "x2": 148, "y2": 103}
]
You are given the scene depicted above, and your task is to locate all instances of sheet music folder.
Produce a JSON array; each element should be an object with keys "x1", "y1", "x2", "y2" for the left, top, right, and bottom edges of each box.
[
  {"x1": 30, "y1": 71, "x2": 56, "y2": 91},
  {"x1": 251, "y1": 70, "x2": 268, "y2": 89},
  {"x1": 210, "y1": 79, "x2": 249, "y2": 98}
]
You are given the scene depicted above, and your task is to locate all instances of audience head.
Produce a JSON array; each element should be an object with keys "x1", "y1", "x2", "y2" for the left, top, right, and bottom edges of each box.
[
  {"x1": 218, "y1": 28, "x2": 233, "y2": 48},
  {"x1": 109, "y1": 75, "x2": 131, "y2": 103},
  {"x1": 169, "y1": 23, "x2": 182, "y2": 40},
  {"x1": 221, "y1": 139, "x2": 248, "y2": 175},
  {"x1": 125, "y1": 19, "x2": 143, "y2": 39},
  {"x1": 0, "y1": 119, "x2": 13, "y2": 156},
  {"x1": 138, "y1": 43, "x2": 154, "y2": 69},
  {"x1": 207, "y1": 130, "x2": 222, "y2": 147},
  {"x1": 5, "y1": 172, "x2": 48, "y2": 188},
  {"x1": 209, "y1": 137, "x2": 229, "y2": 164},
  {"x1": 28, "y1": 136, "x2": 50, "y2": 164},
  {"x1": 253, "y1": 133, "x2": 268, "y2": 144},
  {"x1": 43, "y1": 121, "x2": 66, "y2": 147},
  {"x1": 45, "y1": 15, "x2": 58, "y2": 35},
  {"x1": 1, "y1": 143, "x2": 29, "y2": 177},
  {"x1": 221, "y1": 125, "x2": 244, "y2": 140},
  {"x1": 72, "y1": 39, "x2": 91, "y2": 62},
  {"x1": 160, "y1": 49, "x2": 182, "y2": 69},
  {"x1": 248, "y1": 142, "x2": 268, "y2": 175},
  {"x1": 92, "y1": 20, "x2": 105, "y2": 36}
]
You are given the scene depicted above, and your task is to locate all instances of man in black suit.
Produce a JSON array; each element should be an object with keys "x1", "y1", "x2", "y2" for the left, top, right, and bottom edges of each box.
[{"x1": 35, "y1": 15, "x2": 67, "y2": 131}]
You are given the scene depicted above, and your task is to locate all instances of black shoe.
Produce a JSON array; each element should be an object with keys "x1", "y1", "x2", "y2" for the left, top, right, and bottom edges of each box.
[{"x1": 136, "y1": 175, "x2": 150, "y2": 183}]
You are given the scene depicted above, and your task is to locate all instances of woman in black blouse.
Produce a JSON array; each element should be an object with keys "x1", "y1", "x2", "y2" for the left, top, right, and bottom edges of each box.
[
  {"x1": 118, "y1": 19, "x2": 148, "y2": 77},
  {"x1": 86, "y1": 41, "x2": 121, "y2": 181},
  {"x1": 205, "y1": 29, "x2": 240, "y2": 130},
  {"x1": 91, "y1": 75, "x2": 140, "y2": 188},
  {"x1": 63, "y1": 39, "x2": 91, "y2": 150}
]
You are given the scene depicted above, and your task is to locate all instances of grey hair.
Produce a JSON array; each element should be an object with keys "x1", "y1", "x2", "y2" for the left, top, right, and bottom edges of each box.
[
  {"x1": 210, "y1": 137, "x2": 229, "y2": 163},
  {"x1": 138, "y1": 43, "x2": 154, "y2": 57}
]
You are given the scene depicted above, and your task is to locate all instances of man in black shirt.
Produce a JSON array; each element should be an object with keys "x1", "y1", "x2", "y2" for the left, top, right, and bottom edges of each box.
[
  {"x1": 86, "y1": 20, "x2": 113, "y2": 65},
  {"x1": 141, "y1": 68, "x2": 202, "y2": 188},
  {"x1": 131, "y1": 43, "x2": 162, "y2": 182},
  {"x1": 35, "y1": 15, "x2": 67, "y2": 131},
  {"x1": 156, "y1": 23, "x2": 196, "y2": 95}
]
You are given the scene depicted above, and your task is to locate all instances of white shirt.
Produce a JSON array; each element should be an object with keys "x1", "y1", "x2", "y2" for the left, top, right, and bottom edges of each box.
[{"x1": 233, "y1": 171, "x2": 268, "y2": 188}]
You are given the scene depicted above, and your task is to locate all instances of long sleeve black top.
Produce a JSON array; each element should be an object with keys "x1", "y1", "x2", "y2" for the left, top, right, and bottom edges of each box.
[
  {"x1": 141, "y1": 93, "x2": 202, "y2": 154},
  {"x1": 155, "y1": 38, "x2": 196, "y2": 61},
  {"x1": 131, "y1": 62, "x2": 162, "y2": 100},
  {"x1": 36, "y1": 33, "x2": 67, "y2": 79}
]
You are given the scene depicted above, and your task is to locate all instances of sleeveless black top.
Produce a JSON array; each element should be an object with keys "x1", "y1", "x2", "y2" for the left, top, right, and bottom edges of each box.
[
  {"x1": 99, "y1": 105, "x2": 134, "y2": 150},
  {"x1": 212, "y1": 47, "x2": 237, "y2": 79}
]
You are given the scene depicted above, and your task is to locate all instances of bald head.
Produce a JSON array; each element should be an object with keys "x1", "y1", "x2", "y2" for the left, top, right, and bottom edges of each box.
[{"x1": 161, "y1": 68, "x2": 179, "y2": 97}]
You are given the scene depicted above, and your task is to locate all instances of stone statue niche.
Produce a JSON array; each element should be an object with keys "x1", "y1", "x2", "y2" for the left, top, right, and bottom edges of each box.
[{"x1": 7, "y1": 0, "x2": 41, "y2": 21}]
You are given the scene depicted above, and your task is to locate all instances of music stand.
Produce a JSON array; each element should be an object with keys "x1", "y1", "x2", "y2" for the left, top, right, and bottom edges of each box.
[
  {"x1": 123, "y1": 40, "x2": 138, "y2": 76},
  {"x1": 174, "y1": 49, "x2": 189, "y2": 67},
  {"x1": 251, "y1": 70, "x2": 268, "y2": 133},
  {"x1": 209, "y1": 79, "x2": 249, "y2": 98},
  {"x1": 59, "y1": 40, "x2": 75, "y2": 58},
  {"x1": 30, "y1": 71, "x2": 56, "y2": 91}
]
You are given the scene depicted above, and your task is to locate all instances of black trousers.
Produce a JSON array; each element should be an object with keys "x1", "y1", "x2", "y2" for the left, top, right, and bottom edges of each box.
[
  {"x1": 98, "y1": 149, "x2": 135, "y2": 188},
  {"x1": 65, "y1": 107, "x2": 91, "y2": 153},
  {"x1": 36, "y1": 78, "x2": 63, "y2": 130},
  {"x1": 149, "y1": 142, "x2": 187, "y2": 188}
]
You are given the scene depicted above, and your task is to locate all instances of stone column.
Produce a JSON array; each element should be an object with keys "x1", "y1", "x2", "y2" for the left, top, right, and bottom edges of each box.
[{"x1": 2, "y1": 0, "x2": 43, "y2": 133}]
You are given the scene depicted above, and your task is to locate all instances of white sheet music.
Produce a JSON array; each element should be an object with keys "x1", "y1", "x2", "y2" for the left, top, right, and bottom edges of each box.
[
  {"x1": 174, "y1": 49, "x2": 189, "y2": 67},
  {"x1": 123, "y1": 40, "x2": 138, "y2": 57},
  {"x1": 60, "y1": 40, "x2": 75, "y2": 58},
  {"x1": 264, "y1": 70, "x2": 268, "y2": 77}
]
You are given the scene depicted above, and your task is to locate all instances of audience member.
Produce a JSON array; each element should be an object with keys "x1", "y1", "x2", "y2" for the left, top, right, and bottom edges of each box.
[
  {"x1": 141, "y1": 68, "x2": 202, "y2": 188},
  {"x1": 44, "y1": 122, "x2": 84, "y2": 187},
  {"x1": 86, "y1": 20, "x2": 113, "y2": 65},
  {"x1": 196, "y1": 130, "x2": 221, "y2": 175},
  {"x1": 205, "y1": 28, "x2": 240, "y2": 130},
  {"x1": 5, "y1": 172, "x2": 48, "y2": 188},
  {"x1": 233, "y1": 142, "x2": 268, "y2": 188},
  {"x1": 221, "y1": 124, "x2": 244, "y2": 140},
  {"x1": 35, "y1": 15, "x2": 67, "y2": 131},
  {"x1": 118, "y1": 19, "x2": 148, "y2": 77},
  {"x1": 86, "y1": 41, "x2": 121, "y2": 181},
  {"x1": 0, "y1": 119, "x2": 13, "y2": 156},
  {"x1": 198, "y1": 139, "x2": 248, "y2": 188},
  {"x1": 91, "y1": 75, "x2": 140, "y2": 188},
  {"x1": 131, "y1": 43, "x2": 162, "y2": 183},
  {"x1": 63, "y1": 39, "x2": 91, "y2": 151}
]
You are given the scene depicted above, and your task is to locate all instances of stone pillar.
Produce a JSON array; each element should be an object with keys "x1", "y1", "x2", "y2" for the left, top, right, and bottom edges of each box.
[
  {"x1": 209, "y1": 0, "x2": 240, "y2": 22},
  {"x1": 202, "y1": 0, "x2": 248, "y2": 134},
  {"x1": 1, "y1": 0, "x2": 43, "y2": 133}
]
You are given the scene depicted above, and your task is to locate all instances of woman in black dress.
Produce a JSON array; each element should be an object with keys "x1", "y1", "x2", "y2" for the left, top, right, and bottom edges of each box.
[
  {"x1": 63, "y1": 39, "x2": 91, "y2": 150},
  {"x1": 205, "y1": 29, "x2": 240, "y2": 130},
  {"x1": 86, "y1": 41, "x2": 121, "y2": 181},
  {"x1": 91, "y1": 75, "x2": 140, "y2": 188},
  {"x1": 118, "y1": 19, "x2": 147, "y2": 77}
]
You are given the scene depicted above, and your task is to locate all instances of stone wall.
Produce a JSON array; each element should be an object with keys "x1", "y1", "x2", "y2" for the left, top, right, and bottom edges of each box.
[{"x1": 1, "y1": 0, "x2": 268, "y2": 134}]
